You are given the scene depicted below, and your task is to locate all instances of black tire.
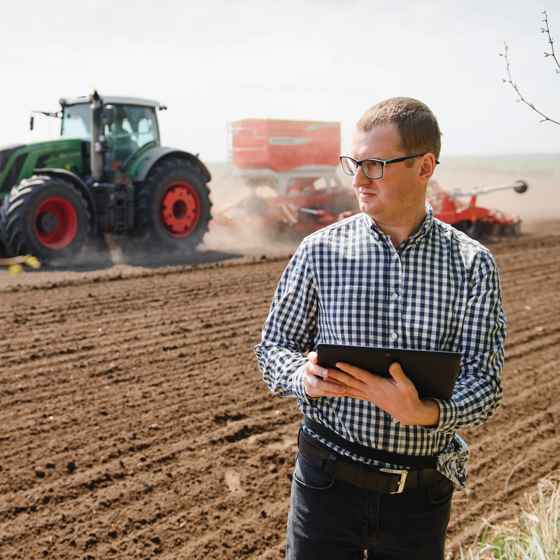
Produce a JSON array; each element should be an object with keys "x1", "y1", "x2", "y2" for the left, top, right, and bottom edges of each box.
[
  {"x1": 132, "y1": 157, "x2": 212, "y2": 251},
  {"x1": 0, "y1": 175, "x2": 91, "y2": 264},
  {"x1": 505, "y1": 222, "x2": 521, "y2": 237},
  {"x1": 454, "y1": 220, "x2": 481, "y2": 240},
  {"x1": 0, "y1": 217, "x2": 10, "y2": 257}
]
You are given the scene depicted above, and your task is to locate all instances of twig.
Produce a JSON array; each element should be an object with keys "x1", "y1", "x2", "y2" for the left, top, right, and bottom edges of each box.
[
  {"x1": 501, "y1": 11, "x2": 560, "y2": 126},
  {"x1": 541, "y1": 10, "x2": 560, "y2": 73}
]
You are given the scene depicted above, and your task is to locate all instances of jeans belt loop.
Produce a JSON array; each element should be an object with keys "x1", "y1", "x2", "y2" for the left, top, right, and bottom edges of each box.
[
  {"x1": 321, "y1": 453, "x2": 338, "y2": 476},
  {"x1": 356, "y1": 467, "x2": 369, "y2": 490}
]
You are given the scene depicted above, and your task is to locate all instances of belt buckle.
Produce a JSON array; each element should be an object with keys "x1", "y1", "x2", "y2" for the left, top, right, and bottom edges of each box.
[{"x1": 380, "y1": 468, "x2": 408, "y2": 494}]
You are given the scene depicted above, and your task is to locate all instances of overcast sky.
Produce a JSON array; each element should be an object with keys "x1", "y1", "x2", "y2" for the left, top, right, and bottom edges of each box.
[{"x1": 0, "y1": 0, "x2": 558, "y2": 162}]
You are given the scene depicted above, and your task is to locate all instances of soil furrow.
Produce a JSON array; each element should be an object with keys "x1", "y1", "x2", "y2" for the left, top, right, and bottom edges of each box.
[{"x1": 1, "y1": 230, "x2": 559, "y2": 559}]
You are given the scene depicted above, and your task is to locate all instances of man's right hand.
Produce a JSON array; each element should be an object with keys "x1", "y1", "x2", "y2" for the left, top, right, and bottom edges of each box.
[{"x1": 303, "y1": 351, "x2": 348, "y2": 398}]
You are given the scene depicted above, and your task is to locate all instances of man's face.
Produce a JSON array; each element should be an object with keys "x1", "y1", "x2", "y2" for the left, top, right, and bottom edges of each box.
[{"x1": 348, "y1": 123, "x2": 427, "y2": 227}]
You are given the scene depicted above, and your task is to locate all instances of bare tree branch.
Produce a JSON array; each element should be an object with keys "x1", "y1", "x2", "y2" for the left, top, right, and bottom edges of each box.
[
  {"x1": 501, "y1": 11, "x2": 560, "y2": 126},
  {"x1": 541, "y1": 10, "x2": 560, "y2": 73}
]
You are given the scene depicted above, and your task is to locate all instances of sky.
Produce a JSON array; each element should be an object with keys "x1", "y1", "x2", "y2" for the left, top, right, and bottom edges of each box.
[{"x1": 0, "y1": 0, "x2": 558, "y2": 163}]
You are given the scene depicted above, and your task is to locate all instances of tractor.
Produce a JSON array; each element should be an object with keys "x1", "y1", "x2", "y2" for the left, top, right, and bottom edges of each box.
[{"x1": 0, "y1": 91, "x2": 212, "y2": 264}]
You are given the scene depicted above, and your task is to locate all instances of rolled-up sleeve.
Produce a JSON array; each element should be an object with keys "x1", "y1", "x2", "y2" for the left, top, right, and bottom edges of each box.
[
  {"x1": 254, "y1": 241, "x2": 318, "y2": 404},
  {"x1": 431, "y1": 251, "x2": 506, "y2": 433}
]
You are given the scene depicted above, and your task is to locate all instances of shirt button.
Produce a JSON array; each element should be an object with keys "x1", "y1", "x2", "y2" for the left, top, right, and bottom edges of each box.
[
  {"x1": 392, "y1": 253, "x2": 398, "y2": 259},
  {"x1": 392, "y1": 417, "x2": 398, "y2": 423},
  {"x1": 391, "y1": 333, "x2": 398, "y2": 340},
  {"x1": 391, "y1": 293, "x2": 398, "y2": 300}
]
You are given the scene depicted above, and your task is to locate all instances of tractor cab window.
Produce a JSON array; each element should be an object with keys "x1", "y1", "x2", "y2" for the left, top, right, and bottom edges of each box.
[
  {"x1": 61, "y1": 104, "x2": 91, "y2": 139},
  {"x1": 104, "y1": 104, "x2": 159, "y2": 171}
]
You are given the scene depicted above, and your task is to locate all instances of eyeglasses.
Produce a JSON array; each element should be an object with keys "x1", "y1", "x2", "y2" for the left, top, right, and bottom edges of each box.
[{"x1": 340, "y1": 154, "x2": 440, "y2": 180}]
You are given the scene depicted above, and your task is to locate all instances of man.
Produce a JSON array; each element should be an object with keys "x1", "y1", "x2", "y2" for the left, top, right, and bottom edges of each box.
[{"x1": 254, "y1": 97, "x2": 506, "y2": 560}]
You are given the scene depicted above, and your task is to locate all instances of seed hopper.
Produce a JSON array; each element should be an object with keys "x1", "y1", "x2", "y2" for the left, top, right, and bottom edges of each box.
[{"x1": 213, "y1": 119, "x2": 358, "y2": 233}]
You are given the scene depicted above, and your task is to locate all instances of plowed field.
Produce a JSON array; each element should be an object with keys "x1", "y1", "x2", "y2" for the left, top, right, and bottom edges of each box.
[{"x1": 1, "y1": 225, "x2": 560, "y2": 559}]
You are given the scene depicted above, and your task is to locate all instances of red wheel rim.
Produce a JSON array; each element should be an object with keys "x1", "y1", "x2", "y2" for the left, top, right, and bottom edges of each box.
[
  {"x1": 159, "y1": 182, "x2": 200, "y2": 238},
  {"x1": 34, "y1": 197, "x2": 78, "y2": 249}
]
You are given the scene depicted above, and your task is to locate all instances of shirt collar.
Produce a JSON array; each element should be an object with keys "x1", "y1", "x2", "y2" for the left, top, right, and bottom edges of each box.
[{"x1": 361, "y1": 201, "x2": 434, "y2": 242}]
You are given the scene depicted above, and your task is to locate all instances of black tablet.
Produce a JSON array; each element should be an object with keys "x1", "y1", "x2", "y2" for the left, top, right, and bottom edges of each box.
[{"x1": 316, "y1": 344, "x2": 462, "y2": 400}]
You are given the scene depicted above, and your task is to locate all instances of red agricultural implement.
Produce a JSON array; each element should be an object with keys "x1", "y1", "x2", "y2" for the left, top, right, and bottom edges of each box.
[
  {"x1": 428, "y1": 180, "x2": 528, "y2": 238},
  {"x1": 214, "y1": 119, "x2": 358, "y2": 233},
  {"x1": 215, "y1": 118, "x2": 527, "y2": 240}
]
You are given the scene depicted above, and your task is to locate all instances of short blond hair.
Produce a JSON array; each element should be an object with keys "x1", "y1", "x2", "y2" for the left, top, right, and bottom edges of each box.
[{"x1": 356, "y1": 97, "x2": 441, "y2": 160}]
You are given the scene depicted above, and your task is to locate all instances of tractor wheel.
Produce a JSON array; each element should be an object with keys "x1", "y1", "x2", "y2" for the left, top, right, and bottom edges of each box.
[
  {"x1": 133, "y1": 157, "x2": 212, "y2": 251},
  {"x1": 0, "y1": 175, "x2": 91, "y2": 264}
]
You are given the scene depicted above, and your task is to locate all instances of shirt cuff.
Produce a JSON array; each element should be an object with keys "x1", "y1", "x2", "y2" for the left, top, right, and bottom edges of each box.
[
  {"x1": 292, "y1": 364, "x2": 313, "y2": 404},
  {"x1": 423, "y1": 398, "x2": 459, "y2": 434}
]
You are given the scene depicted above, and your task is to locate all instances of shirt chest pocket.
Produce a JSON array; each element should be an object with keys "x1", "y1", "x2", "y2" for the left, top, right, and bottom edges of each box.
[{"x1": 321, "y1": 285, "x2": 373, "y2": 344}]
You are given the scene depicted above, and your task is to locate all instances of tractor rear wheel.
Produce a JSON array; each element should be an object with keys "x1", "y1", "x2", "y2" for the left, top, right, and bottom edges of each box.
[
  {"x1": 133, "y1": 157, "x2": 212, "y2": 251},
  {"x1": 0, "y1": 175, "x2": 91, "y2": 264}
]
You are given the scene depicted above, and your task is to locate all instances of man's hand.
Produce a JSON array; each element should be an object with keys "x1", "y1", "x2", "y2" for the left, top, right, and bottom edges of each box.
[
  {"x1": 304, "y1": 352, "x2": 440, "y2": 427},
  {"x1": 303, "y1": 352, "x2": 348, "y2": 398}
]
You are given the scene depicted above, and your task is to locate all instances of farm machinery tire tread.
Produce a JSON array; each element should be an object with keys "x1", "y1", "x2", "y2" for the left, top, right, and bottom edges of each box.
[
  {"x1": 132, "y1": 157, "x2": 212, "y2": 252},
  {"x1": 0, "y1": 175, "x2": 91, "y2": 264}
]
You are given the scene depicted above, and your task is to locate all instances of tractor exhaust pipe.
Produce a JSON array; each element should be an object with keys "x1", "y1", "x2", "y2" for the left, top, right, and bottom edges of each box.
[{"x1": 90, "y1": 91, "x2": 104, "y2": 181}]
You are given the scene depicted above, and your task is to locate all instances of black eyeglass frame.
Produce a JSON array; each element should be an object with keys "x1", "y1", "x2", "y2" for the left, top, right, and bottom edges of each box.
[{"x1": 339, "y1": 153, "x2": 440, "y2": 180}]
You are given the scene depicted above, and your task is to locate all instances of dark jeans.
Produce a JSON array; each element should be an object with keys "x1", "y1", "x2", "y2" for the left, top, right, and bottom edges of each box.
[{"x1": 286, "y1": 453, "x2": 454, "y2": 560}]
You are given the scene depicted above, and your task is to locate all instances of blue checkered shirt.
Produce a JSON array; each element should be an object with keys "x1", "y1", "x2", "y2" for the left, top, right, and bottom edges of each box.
[{"x1": 255, "y1": 206, "x2": 506, "y2": 487}]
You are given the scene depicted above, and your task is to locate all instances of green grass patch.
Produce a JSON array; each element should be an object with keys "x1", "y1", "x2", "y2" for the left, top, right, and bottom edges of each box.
[{"x1": 461, "y1": 472, "x2": 560, "y2": 559}]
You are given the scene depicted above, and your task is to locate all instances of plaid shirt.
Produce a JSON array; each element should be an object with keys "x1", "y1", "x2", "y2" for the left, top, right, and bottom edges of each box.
[{"x1": 255, "y1": 206, "x2": 506, "y2": 487}]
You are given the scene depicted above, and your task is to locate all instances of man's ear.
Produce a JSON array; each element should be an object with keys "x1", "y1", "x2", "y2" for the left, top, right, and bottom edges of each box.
[{"x1": 418, "y1": 154, "x2": 437, "y2": 184}]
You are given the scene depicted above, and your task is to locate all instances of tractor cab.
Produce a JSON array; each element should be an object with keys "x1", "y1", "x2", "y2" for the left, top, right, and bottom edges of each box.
[{"x1": 59, "y1": 96, "x2": 163, "y2": 177}]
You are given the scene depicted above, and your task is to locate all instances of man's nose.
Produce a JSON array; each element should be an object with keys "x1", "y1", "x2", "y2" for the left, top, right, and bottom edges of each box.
[{"x1": 352, "y1": 164, "x2": 370, "y2": 188}]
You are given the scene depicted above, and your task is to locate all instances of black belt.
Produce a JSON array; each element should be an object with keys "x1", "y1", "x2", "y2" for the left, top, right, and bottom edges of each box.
[
  {"x1": 298, "y1": 429, "x2": 444, "y2": 494},
  {"x1": 304, "y1": 417, "x2": 438, "y2": 469}
]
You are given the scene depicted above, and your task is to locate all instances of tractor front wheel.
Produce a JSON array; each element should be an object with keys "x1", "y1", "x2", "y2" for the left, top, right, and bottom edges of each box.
[
  {"x1": 133, "y1": 158, "x2": 212, "y2": 251},
  {"x1": 0, "y1": 175, "x2": 91, "y2": 264}
]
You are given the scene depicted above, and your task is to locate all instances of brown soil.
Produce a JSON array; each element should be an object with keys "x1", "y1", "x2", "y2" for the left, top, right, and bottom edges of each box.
[{"x1": 1, "y1": 217, "x2": 560, "y2": 558}]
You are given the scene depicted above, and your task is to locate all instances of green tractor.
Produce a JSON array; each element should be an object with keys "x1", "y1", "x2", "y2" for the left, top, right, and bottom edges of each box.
[{"x1": 0, "y1": 91, "x2": 212, "y2": 264}]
